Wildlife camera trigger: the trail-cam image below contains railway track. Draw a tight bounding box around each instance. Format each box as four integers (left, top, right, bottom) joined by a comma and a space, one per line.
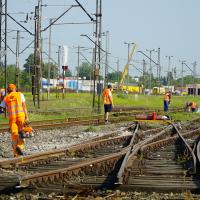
0, 123, 168, 193
66, 124, 200, 193
123, 124, 200, 192
0, 106, 183, 133
1, 116, 198, 196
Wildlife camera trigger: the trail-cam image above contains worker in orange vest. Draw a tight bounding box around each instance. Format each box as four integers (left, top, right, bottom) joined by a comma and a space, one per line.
186, 101, 198, 112
0, 84, 29, 157
163, 91, 171, 112
103, 84, 114, 124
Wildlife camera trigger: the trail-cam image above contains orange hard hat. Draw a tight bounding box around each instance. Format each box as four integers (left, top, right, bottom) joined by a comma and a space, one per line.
7, 84, 16, 90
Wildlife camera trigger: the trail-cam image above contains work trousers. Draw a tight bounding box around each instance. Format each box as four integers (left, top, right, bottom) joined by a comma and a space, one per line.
9, 116, 25, 157
164, 100, 169, 112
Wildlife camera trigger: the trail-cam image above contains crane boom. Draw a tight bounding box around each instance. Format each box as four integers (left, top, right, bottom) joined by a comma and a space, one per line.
119, 43, 136, 84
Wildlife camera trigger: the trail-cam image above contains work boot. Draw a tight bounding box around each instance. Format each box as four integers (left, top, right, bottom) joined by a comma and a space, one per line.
105, 121, 111, 125
15, 147, 24, 156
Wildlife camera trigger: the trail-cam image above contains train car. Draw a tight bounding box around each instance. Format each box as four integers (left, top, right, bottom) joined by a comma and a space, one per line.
152, 87, 165, 95
121, 85, 142, 93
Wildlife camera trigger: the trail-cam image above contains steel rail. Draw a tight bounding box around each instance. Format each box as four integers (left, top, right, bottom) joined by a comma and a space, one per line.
0, 106, 183, 128
0, 124, 137, 169
140, 127, 200, 155
18, 125, 170, 188
196, 138, 200, 165
19, 148, 128, 188
0, 114, 136, 133
118, 125, 173, 184
116, 123, 139, 184
172, 123, 197, 173
167, 124, 196, 175
0, 125, 169, 192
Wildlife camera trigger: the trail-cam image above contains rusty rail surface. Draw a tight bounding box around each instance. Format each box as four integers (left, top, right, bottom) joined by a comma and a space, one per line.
116, 125, 173, 184
3, 121, 198, 194
116, 123, 139, 184
196, 138, 200, 166
18, 126, 171, 188
0, 124, 137, 169
172, 123, 197, 174
0, 123, 168, 193
140, 127, 200, 154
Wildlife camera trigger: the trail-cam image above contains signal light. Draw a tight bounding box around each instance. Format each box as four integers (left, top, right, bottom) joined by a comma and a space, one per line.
62, 66, 68, 71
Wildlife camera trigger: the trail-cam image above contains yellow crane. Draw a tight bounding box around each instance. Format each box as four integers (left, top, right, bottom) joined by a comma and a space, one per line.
118, 43, 141, 93
119, 43, 137, 85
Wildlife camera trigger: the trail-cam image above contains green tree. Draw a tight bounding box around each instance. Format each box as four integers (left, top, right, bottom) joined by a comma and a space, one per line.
65, 70, 72, 77
78, 62, 91, 80
23, 53, 34, 73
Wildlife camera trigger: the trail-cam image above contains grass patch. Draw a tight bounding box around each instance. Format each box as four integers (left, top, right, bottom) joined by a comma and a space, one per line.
84, 125, 98, 132
1, 92, 200, 123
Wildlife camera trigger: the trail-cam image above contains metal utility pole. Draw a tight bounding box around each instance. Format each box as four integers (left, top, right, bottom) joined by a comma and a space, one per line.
33, 0, 42, 108
183, 61, 196, 96
47, 19, 52, 100
15, 30, 20, 89
97, 0, 102, 113
77, 46, 80, 93
56, 45, 61, 98
192, 61, 197, 84
157, 48, 161, 82
193, 62, 197, 96
0, 0, 7, 93
142, 59, 146, 90
116, 59, 119, 89
157, 48, 161, 93
57, 46, 61, 77
124, 42, 134, 85
165, 55, 173, 90
146, 49, 156, 90
93, 0, 102, 113
104, 31, 109, 87
180, 60, 186, 95
0, 0, 7, 118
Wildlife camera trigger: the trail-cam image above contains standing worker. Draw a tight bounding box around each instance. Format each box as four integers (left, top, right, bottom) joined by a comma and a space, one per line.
0, 84, 29, 157
103, 84, 114, 124
163, 91, 171, 112
0, 88, 5, 113
0, 88, 5, 101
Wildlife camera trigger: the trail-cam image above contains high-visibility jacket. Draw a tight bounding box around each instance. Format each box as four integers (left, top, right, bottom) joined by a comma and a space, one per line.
103, 88, 112, 105
164, 93, 170, 101
191, 102, 197, 109
4, 92, 25, 120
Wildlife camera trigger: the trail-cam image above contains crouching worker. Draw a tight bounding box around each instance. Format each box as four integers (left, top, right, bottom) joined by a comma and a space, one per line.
0, 84, 29, 157
186, 101, 198, 112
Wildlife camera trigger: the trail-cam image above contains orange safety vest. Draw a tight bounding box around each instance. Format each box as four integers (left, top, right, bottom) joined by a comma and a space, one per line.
4, 92, 25, 120
191, 102, 197, 109
164, 93, 170, 101
103, 88, 112, 105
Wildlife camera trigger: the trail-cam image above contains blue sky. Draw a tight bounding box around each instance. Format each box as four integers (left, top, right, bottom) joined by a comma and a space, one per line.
7, 0, 200, 79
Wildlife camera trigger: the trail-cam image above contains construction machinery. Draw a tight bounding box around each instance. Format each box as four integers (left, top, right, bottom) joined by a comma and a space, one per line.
117, 43, 142, 93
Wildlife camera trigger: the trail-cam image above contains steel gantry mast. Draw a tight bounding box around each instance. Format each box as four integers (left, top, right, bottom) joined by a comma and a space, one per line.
93, 0, 102, 113
33, 0, 42, 109
0, 0, 7, 96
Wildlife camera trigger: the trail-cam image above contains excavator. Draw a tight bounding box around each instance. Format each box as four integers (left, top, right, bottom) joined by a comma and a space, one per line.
116, 43, 142, 93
